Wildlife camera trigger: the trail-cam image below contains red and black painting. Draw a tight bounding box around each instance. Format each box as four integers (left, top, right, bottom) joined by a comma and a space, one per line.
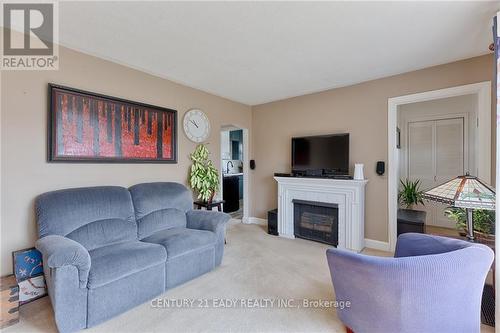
48, 84, 177, 163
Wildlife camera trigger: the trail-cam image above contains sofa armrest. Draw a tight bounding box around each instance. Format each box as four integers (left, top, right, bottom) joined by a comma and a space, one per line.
186, 210, 230, 233
186, 210, 230, 266
36, 235, 91, 288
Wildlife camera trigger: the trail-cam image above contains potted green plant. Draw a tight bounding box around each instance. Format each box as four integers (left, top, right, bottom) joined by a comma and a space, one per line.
444, 207, 495, 245
398, 179, 425, 209
189, 144, 220, 203
443, 207, 467, 236
397, 179, 427, 234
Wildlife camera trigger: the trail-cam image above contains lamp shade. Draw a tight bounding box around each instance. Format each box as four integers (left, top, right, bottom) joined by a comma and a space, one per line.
423, 174, 495, 210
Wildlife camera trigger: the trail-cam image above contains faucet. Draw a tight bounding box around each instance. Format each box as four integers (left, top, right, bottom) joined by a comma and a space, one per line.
226, 161, 234, 174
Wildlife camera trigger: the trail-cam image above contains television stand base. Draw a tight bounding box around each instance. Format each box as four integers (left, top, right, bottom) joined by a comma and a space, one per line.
325, 175, 353, 180
274, 173, 353, 180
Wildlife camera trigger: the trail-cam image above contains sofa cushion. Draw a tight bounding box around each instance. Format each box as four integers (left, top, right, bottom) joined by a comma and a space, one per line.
66, 218, 138, 251
87, 241, 166, 289
129, 182, 193, 238
142, 228, 216, 259
87, 264, 165, 327
137, 208, 187, 240
35, 186, 137, 250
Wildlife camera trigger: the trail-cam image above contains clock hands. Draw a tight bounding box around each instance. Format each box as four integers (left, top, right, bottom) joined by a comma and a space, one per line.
190, 120, 199, 128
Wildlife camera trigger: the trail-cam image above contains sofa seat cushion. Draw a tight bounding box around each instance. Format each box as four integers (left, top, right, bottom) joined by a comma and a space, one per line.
142, 228, 216, 259
87, 241, 167, 289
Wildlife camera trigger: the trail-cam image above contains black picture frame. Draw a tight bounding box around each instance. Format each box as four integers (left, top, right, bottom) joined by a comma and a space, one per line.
48, 84, 178, 163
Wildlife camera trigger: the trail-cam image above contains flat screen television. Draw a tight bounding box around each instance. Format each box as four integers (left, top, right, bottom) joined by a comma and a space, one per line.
291, 134, 349, 176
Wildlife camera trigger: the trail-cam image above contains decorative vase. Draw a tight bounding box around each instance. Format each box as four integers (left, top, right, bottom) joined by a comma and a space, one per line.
354, 163, 364, 180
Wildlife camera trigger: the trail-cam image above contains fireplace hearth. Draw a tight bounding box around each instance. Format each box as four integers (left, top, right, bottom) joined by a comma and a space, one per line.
293, 199, 338, 246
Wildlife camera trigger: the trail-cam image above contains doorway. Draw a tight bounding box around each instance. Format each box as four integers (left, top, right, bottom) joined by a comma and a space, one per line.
388, 82, 491, 251
220, 125, 249, 222
405, 116, 468, 226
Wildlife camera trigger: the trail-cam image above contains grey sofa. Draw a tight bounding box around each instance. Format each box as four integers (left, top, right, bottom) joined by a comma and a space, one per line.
35, 182, 230, 333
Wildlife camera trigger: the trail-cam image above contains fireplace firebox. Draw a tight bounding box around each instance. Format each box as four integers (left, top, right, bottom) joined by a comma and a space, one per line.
293, 199, 338, 246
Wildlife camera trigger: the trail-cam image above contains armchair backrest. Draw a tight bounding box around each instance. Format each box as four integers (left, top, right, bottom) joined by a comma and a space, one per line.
326, 233, 494, 333
129, 182, 193, 239
394, 232, 470, 257
35, 186, 136, 250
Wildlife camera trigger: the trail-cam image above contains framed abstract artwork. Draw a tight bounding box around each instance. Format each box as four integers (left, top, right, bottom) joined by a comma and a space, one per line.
12, 248, 43, 281
48, 84, 177, 163
18, 276, 47, 305
12, 247, 47, 305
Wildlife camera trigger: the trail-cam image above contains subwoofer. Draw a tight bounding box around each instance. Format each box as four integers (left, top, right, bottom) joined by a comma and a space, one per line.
267, 209, 278, 236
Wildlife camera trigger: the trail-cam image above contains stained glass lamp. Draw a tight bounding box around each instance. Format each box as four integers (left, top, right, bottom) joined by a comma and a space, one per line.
423, 173, 495, 241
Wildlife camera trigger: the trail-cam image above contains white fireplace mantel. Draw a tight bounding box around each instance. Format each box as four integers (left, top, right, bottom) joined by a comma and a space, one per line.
274, 176, 368, 252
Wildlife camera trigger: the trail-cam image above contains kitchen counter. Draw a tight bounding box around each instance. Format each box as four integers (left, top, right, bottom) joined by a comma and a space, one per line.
223, 173, 243, 177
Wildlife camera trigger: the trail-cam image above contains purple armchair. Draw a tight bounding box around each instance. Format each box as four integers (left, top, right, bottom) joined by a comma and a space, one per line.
326, 233, 494, 333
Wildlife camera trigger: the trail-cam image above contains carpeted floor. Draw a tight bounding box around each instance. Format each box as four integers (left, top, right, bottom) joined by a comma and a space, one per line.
4, 220, 495, 333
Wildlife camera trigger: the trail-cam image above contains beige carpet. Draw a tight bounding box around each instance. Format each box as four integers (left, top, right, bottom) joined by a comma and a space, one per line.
4, 220, 494, 333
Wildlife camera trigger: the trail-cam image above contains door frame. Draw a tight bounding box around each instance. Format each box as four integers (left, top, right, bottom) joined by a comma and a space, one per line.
219, 125, 250, 223
387, 81, 491, 251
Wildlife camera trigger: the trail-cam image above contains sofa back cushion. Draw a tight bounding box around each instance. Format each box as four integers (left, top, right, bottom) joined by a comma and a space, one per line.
36, 186, 136, 250
129, 182, 192, 239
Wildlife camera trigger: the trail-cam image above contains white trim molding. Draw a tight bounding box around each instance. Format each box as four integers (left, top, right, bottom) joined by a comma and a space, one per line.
247, 217, 267, 225
274, 176, 368, 252
388, 81, 491, 252
495, 12, 499, 329
364, 239, 390, 252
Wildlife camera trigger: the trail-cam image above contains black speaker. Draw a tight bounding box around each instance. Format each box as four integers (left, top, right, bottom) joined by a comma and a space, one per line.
376, 161, 385, 175
250, 160, 256, 170
267, 209, 278, 235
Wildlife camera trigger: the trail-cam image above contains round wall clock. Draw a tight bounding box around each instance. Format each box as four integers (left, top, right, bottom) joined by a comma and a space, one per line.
183, 109, 211, 143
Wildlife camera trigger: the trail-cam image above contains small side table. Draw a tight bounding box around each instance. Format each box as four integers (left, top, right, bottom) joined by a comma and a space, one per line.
194, 200, 224, 212
397, 208, 426, 236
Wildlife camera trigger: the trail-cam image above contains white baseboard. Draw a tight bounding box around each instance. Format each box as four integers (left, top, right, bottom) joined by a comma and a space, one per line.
364, 238, 390, 252
247, 217, 267, 225
279, 234, 295, 239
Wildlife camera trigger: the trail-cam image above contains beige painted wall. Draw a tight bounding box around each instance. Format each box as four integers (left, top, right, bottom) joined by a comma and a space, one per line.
0, 40, 494, 276
0, 46, 252, 276
251, 55, 494, 243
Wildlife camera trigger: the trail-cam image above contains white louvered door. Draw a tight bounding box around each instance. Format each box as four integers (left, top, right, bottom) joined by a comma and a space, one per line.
408, 118, 464, 228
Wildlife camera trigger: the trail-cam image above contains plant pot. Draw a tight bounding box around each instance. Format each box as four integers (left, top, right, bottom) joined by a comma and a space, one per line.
475, 231, 495, 247
397, 208, 426, 235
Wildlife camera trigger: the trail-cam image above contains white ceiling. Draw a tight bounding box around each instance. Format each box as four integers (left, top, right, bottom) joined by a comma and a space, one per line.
57, 1, 498, 106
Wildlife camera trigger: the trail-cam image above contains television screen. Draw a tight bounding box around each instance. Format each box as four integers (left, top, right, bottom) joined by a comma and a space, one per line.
291, 134, 349, 175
